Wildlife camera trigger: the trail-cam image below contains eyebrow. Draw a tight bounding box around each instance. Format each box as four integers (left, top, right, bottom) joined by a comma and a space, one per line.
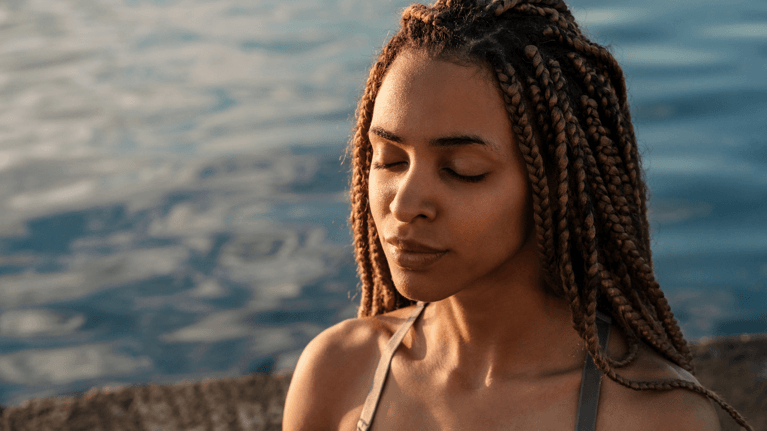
369, 126, 498, 151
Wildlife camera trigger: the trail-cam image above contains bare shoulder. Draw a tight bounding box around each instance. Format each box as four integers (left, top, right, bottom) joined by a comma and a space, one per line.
599, 336, 721, 431
282, 305, 417, 431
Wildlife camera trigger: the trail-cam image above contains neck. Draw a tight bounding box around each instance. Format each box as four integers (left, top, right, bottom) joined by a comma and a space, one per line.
421, 240, 586, 389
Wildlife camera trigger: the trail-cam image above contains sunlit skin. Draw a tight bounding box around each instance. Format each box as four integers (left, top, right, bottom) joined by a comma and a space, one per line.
282, 50, 720, 431
366, 49, 584, 387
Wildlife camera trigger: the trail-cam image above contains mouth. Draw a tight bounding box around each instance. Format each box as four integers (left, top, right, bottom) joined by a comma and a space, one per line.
385, 238, 447, 270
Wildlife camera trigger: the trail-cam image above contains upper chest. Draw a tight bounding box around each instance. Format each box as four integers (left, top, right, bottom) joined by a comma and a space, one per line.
344, 359, 587, 431
331, 310, 691, 431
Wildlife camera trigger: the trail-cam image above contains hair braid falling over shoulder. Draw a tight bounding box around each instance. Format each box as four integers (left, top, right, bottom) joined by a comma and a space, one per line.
347, 1, 752, 429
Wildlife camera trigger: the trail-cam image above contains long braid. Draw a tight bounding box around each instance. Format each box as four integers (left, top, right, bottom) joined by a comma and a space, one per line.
347, 0, 752, 429
571, 54, 644, 224
556, 54, 692, 366
495, 61, 566, 316
574, 86, 693, 368
552, 35, 651, 257
580, 95, 640, 243
547, 57, 683, 367
350, 39, 407, 317
573, 91, 674, 352
543, 27, 648, 254
536, 51, 581, 325
522, 45, 584, 316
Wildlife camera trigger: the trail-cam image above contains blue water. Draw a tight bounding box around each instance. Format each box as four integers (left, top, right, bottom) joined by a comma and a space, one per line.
0, 0, 765, 406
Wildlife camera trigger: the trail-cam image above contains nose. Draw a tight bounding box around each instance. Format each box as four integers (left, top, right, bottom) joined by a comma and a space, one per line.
389, 163, 437, 222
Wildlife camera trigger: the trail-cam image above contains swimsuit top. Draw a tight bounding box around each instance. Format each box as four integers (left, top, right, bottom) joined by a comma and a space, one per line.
357, 302, 612, 431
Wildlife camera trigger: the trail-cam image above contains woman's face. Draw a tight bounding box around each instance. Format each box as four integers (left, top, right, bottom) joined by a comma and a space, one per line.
368, 50, 536, 302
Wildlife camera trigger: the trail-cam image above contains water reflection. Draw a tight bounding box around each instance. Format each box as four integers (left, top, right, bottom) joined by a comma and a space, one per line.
0, 0, 765, 406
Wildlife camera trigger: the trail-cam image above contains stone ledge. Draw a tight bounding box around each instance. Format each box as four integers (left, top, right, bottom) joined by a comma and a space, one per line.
690, 334, 767, 431
0, 336, 764, 431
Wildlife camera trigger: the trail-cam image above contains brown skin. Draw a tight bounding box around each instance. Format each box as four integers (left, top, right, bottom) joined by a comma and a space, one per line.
283, 51, 720, 431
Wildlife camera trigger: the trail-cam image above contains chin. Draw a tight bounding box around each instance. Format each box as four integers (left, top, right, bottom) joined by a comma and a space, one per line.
393, 273, 459, 304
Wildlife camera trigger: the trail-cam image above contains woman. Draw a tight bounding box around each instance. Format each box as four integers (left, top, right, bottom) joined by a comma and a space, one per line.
283, 0, 752, 430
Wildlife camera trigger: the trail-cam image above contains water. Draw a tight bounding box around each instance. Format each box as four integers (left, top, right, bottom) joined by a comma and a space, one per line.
0, 0, 765, 406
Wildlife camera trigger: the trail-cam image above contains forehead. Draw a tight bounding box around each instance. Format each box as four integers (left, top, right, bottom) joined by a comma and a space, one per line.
370, 50, 513, 152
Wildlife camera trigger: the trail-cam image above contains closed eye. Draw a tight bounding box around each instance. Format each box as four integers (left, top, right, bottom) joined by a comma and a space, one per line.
444, 169, 487, 183
372, 161, 405, 170
372, 162, 487, 183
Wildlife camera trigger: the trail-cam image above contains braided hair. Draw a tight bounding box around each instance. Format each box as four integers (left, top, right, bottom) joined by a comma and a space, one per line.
347, 1, 751, 429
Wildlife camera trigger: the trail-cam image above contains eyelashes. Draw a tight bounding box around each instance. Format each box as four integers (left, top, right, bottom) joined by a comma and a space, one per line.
372, 162, 488, 183
447, 169, 487, 183
371, 161, 403, 171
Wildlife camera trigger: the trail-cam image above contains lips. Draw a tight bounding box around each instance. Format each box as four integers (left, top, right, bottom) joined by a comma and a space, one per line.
385, 238, 447, 270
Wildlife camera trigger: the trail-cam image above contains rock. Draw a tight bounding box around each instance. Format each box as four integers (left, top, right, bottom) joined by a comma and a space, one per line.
691, 335, 767, 431
0, 374, 291, 431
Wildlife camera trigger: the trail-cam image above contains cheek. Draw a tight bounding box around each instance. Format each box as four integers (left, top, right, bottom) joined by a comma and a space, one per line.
368, 171, 390, 223
457, 186, 530, 246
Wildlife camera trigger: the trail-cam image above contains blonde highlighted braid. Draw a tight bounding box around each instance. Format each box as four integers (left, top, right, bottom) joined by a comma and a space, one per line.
347, 1, 752, 429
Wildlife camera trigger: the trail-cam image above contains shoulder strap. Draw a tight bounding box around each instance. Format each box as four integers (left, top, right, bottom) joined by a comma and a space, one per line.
357, 301, 427, 431
574, 310, 612, 431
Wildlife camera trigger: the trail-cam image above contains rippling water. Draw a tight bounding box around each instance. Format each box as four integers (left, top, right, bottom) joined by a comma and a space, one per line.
0, 0, 765, 405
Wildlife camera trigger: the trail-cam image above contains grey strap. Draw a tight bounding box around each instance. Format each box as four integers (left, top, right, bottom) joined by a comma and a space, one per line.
357, 302, 427, 431
575, 311, 612, 431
